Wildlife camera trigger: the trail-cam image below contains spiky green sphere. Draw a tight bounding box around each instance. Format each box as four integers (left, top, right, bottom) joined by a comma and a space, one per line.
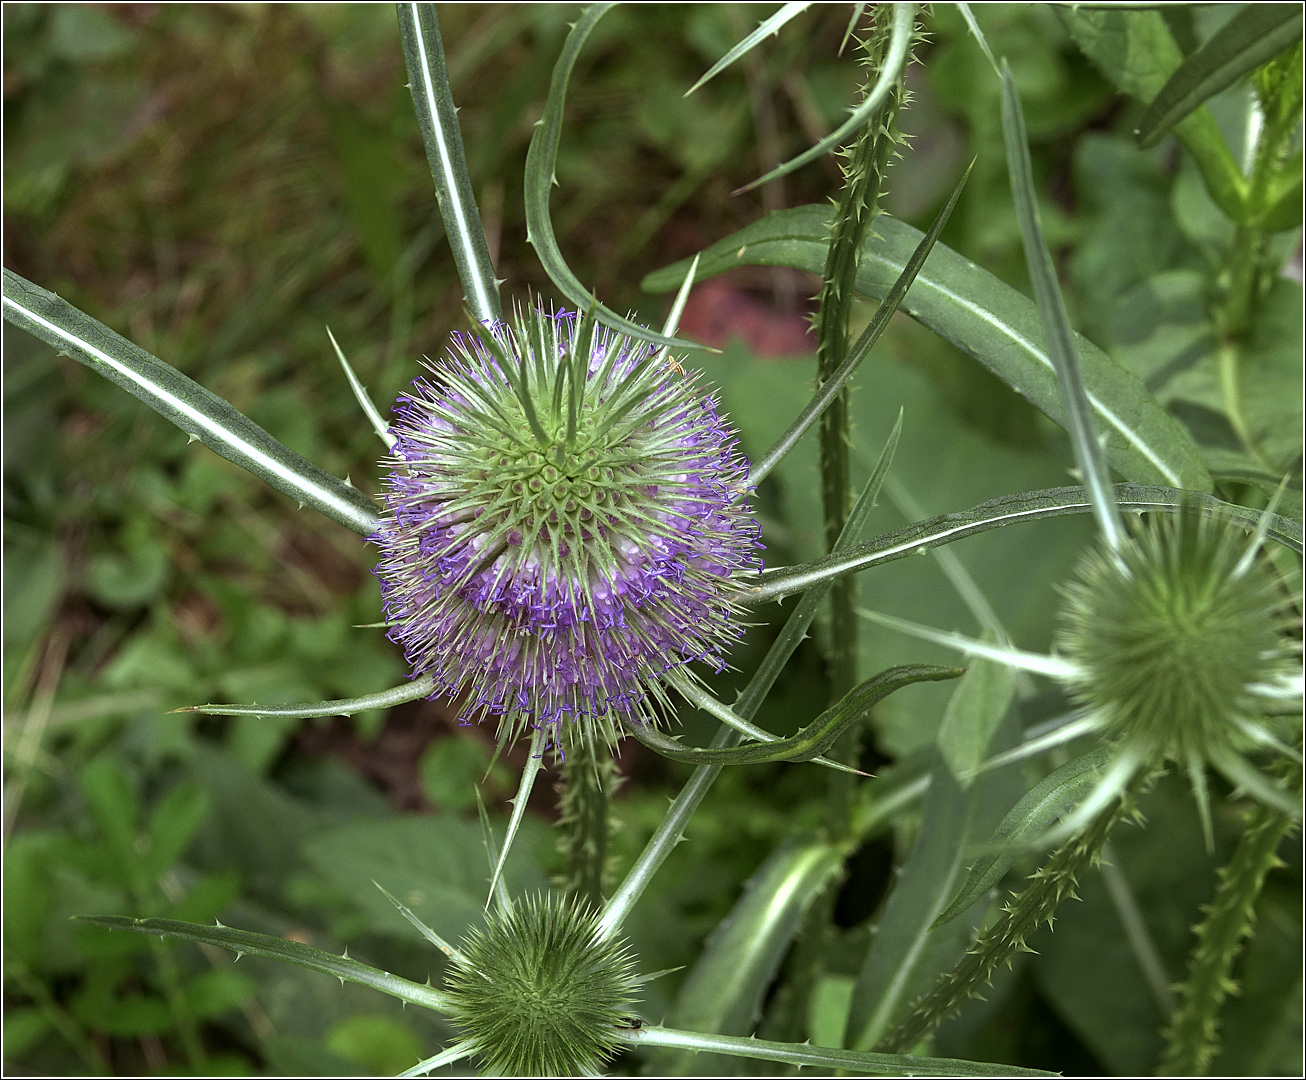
442, 894, 640, 1077
1057, 507, 1298, 764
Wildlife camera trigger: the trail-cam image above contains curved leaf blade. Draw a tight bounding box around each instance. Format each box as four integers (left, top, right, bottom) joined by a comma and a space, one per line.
642, 207, 1211, 490
737, 2, 916, 194
1002, 62, 1124, 552
934, 745, 1114, 927
749, 484, 1303, 603
685, 2, 811, 96
396, 2, 502, 323
1137, 6, 1304, 149
524, 3, 698, 351
79, 916, 451, 1011
627, 1025, 1054, 1076
3, 270, 381, 536
174, 676, 435, 719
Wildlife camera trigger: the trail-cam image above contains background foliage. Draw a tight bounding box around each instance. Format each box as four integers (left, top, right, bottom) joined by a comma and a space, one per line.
3, 3, 1300, 1075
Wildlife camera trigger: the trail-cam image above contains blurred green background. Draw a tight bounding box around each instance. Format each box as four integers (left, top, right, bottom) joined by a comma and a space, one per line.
4, 4, 1299, 1075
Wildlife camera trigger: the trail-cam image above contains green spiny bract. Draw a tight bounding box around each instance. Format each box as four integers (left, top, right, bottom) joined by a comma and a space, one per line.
1056, 505, 1300, 768
442, 893, 640, 1077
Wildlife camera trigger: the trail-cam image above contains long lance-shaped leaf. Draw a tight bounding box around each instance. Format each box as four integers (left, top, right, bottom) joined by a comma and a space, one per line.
750, 161, 970, 487
622, 1024, 1055, 1077
396, 2, 501, 324
748, 483, 1304, 603
174, 676, 436, 719
653, 840, 845, 1074
79, 916, 451, 1011
1136, 6, 1304, 149
642, 206, 1212, 491
598, 417, 902, 938
737, 2, 916, 194
3, 270, 381, 536
1002, 61, 1124, 555
933, 745, 1114, 928
685, 2, 811, 96
524, 3, 698, 351
628, 665, 961, 766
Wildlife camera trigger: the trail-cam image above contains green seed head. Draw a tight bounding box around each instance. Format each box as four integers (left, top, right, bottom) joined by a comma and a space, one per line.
1057, 506, 1299, 765
442, 894, 640, 1077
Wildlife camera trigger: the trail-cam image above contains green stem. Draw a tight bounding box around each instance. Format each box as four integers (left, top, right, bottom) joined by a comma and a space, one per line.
1159, 757, 1302, 1076
557, 738, 618, 909
814, 5, 908, 828
876, 772, 1147, 1054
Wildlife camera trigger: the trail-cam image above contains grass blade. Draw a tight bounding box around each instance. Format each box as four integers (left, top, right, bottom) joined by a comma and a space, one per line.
396, 2, 501, 324
736, 2, 914, 194
79, 916, 451, 1011
1001, 61, 1123, 554
3, 269, 381, 536
685, 3, 811, 96
524, 3, 699, 351
1137, 6, 1304, 149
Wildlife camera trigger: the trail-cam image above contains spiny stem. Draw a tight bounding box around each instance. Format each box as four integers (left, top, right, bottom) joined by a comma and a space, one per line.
1159, 755, 1302, 1076
876, 771, 1150, 1054
557, 737, 619, 909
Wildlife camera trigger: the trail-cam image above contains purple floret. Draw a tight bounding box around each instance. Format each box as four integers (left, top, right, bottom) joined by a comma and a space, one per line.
372, 308, 763, 746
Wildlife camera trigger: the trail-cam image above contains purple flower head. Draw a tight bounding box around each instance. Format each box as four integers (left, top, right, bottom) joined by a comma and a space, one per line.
373, 305, 763, 748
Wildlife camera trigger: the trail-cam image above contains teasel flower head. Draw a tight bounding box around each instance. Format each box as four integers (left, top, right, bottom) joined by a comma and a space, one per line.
1055, 502, 1302, 832
442, 893, 640, 1077
373, 305, 762, 749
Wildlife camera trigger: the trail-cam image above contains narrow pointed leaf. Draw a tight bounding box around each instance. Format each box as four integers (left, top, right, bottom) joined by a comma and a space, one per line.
686, 3, 811, 96
748, 483, 1303, 603
396, 2, 501, 323
3, 270, 381, 536
631, 665, 961, 767
750, 162, 970, 487
1136, 6, 1304, 148
524, 2, 698, 351
654, 840, 844, 1074
174, 676, 435, 719
737, 2, 915, 194
327, 327, 396, 450
642, 207, 1211, 490
625, 1024, 1055, 1076
78, 916, 450, 1011
934, 745, 1114, 927
1002, 61, 1123, 553
957, 3, 999, 76
488, 726, 546, 905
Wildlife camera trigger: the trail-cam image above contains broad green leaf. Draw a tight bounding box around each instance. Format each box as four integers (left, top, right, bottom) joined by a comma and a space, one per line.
523, 3, 697, 351
655, 840, 845, 1074
685, 2, 811, 96
78, 916, 451, 1011
937, 658, 1015, 787
627, 1023, 1055, 1077
1002, 61, 1124, 553
396, 3, 501, 323
2, 270, 381, 536
749, 483, 1303, 603
643, 207, 1212, 491
1137, 7, 1304, 149
935, 745, 1114, 928
143, 783, 209, 879
176, 675, 435, 719
737, 2, 916, 194
846, 685, 1020, 1051
1060, 7, 1248, 222
78, 757, 139, 869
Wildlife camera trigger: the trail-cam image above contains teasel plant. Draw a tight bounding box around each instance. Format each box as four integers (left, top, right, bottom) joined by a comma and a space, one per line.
3, 3, 1300, 1077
